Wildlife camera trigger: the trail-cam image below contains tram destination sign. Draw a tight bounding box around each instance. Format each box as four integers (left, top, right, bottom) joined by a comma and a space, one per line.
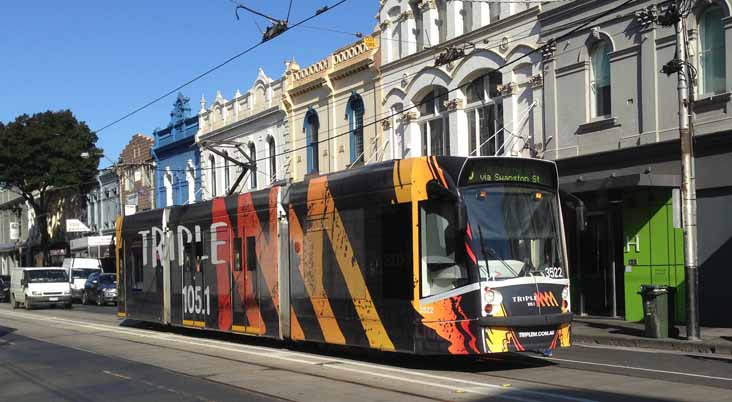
460, 158, 557, 188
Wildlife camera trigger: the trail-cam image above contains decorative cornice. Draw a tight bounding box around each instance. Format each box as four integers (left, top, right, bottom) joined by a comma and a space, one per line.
541, 42, 557, 61
398, 10, 414, 22
444, 98, 463, 111
635, 5, 657, 30
528, 74, 543, 89
497, 82, 517, 97
400, 111, 419, 123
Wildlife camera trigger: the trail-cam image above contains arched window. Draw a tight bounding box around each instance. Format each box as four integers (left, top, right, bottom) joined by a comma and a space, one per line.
417, 87, 450, 156
186, 162, 195, 204
249, 143, 257, 189
437, 0, 447, 43
699, 5, 726, 94
346, 92, 365, 164
209, 155, 217, 197
223, 151, 230, 192
465, 71, 504, 156
304, 108, 320, 174
268, 137, 277, 183
590, 40, 612, 117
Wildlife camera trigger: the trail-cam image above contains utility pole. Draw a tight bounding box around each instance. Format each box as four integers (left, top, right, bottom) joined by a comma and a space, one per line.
674, 3, 700, 341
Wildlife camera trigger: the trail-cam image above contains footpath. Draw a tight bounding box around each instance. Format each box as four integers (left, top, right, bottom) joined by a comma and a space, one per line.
571, 317, 732, 356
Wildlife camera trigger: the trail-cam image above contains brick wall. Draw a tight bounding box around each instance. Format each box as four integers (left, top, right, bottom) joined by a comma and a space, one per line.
118, 134, 156, 212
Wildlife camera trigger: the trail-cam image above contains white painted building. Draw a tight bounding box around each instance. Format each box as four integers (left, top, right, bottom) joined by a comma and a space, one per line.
378, 0, 544, 160
197, 68, 289, 199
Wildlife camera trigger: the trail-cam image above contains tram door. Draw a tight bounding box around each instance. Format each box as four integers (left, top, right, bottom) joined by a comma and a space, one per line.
182, 239, 207, 327
232, 215, 262, 334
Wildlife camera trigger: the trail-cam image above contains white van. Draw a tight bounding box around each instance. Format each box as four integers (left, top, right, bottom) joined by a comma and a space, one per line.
10, 267, 72, 310
61, 257, 103, 300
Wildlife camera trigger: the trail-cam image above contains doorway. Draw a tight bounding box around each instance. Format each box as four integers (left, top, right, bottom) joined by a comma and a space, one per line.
578, 212, 623, 317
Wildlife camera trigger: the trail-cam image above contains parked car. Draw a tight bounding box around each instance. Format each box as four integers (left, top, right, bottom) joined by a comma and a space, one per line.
0, 275, 10, 302
9, 267, 72, 310
61, 257, 103, 301
82, 272, 117, 306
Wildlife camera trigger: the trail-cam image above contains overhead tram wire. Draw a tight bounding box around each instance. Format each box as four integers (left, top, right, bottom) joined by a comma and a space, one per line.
163, 0, 639, 173
93, 0, 350, 135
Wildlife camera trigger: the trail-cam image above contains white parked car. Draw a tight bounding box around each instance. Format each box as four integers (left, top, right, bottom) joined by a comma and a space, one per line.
61, 257, 103, 301
10, 267, 72, 310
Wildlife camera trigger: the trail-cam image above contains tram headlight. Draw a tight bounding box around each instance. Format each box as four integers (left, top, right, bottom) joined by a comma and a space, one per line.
561, 286, 569, 301
483, 288, 503, 305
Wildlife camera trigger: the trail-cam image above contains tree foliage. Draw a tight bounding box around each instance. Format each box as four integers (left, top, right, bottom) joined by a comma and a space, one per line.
0, 110, 101, 264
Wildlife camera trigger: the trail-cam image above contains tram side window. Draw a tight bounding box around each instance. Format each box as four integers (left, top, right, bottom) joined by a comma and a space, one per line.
246, 236, 256, 271
420, 201, 468, 297
382, 203, 413, 300
129, 246, 143, 290
234, 237, 243, 272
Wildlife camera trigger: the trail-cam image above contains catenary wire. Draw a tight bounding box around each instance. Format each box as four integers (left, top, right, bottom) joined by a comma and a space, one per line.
156, 0, 639, 174
93, 0, 350, 134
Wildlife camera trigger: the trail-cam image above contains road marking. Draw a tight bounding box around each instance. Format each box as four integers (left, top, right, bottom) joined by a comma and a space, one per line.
542, 356, 732, 382
575, 343, 732, 360
0, 310, 596, 402
103, 370, 132, 380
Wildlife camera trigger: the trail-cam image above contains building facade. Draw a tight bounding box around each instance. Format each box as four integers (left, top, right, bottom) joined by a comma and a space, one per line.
152, 93, 201, 207
378, 0, 543, 162
118, 134, 156, 215
0, 189, 31, 274
198, 68, 288, 198
71, 168, 119, 272
539, 0, 732, 325
283, 36, 381, 181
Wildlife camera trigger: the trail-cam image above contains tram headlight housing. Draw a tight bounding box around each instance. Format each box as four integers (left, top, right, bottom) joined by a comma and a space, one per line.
482, 287, 503, 316
561, 286, 570, 311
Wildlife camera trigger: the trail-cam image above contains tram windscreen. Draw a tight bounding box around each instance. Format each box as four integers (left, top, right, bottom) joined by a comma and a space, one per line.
463, 186, 565, 280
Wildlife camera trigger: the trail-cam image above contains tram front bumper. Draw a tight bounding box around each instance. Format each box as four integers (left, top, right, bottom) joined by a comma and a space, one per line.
480, 312, 573, 353
478, 312, 573, 328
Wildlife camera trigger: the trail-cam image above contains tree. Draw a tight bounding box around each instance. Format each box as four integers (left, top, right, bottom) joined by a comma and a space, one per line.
0, 110, 101, 265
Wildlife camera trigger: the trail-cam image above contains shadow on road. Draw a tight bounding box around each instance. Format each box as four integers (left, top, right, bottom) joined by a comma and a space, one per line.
483, 386, 684, 402
120, 319, 555, 373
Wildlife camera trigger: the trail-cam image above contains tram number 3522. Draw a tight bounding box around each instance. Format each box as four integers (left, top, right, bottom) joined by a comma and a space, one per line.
183, 285, 211, 315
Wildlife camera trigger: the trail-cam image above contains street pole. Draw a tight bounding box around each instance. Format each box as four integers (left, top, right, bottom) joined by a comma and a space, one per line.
675, 8, 700, 341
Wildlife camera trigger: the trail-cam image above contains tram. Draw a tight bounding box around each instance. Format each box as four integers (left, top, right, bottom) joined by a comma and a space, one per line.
116, 156, 572, 354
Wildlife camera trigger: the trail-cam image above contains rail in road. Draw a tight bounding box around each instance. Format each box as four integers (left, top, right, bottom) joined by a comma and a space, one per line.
0, 305, 730, 402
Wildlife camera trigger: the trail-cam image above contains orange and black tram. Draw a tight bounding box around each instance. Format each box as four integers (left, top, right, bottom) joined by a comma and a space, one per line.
116, 156, 572, 355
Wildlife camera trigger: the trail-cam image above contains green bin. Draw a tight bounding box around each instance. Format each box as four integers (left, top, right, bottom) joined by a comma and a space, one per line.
639, 285, 669, 338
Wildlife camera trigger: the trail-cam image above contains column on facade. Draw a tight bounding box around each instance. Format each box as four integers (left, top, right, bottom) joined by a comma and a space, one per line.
499, 71, 517, 156
447, 94, 468, 156
186, 160, 195, 204
529, 72, 544, 156
446, 0, 464, 40
472, 1, 489, 29
420, 1, 439, 47
541, 45, 558, 159
400, 10, 417, 56
638, 9, 659, 142
402, 111, 421, 158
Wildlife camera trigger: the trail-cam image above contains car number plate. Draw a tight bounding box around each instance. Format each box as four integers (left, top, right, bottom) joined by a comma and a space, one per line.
49, 297, 58, 301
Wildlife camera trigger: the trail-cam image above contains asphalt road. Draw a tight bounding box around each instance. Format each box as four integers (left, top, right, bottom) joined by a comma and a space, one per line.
0, 303, 730, 402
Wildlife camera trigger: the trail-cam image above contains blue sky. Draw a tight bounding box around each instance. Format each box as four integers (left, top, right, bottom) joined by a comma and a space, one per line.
0, 0, 378, 167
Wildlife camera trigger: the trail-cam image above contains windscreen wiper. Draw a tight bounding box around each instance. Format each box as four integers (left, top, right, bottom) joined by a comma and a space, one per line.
477, 227, 519, 278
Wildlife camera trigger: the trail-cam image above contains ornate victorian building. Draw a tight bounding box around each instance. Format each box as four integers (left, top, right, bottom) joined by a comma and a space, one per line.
378, 0, 543, 160
283, 35, 381, 181
152, 93, 201, 207
197, 68, 288, 199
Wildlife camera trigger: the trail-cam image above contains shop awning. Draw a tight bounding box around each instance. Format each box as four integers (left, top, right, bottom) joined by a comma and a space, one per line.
560, 173, 680, 194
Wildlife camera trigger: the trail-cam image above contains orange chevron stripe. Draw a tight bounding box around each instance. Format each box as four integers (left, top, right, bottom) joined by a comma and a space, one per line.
289, 204, 346, 345
308, 177, 395, 351
290, 306, 305, 341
